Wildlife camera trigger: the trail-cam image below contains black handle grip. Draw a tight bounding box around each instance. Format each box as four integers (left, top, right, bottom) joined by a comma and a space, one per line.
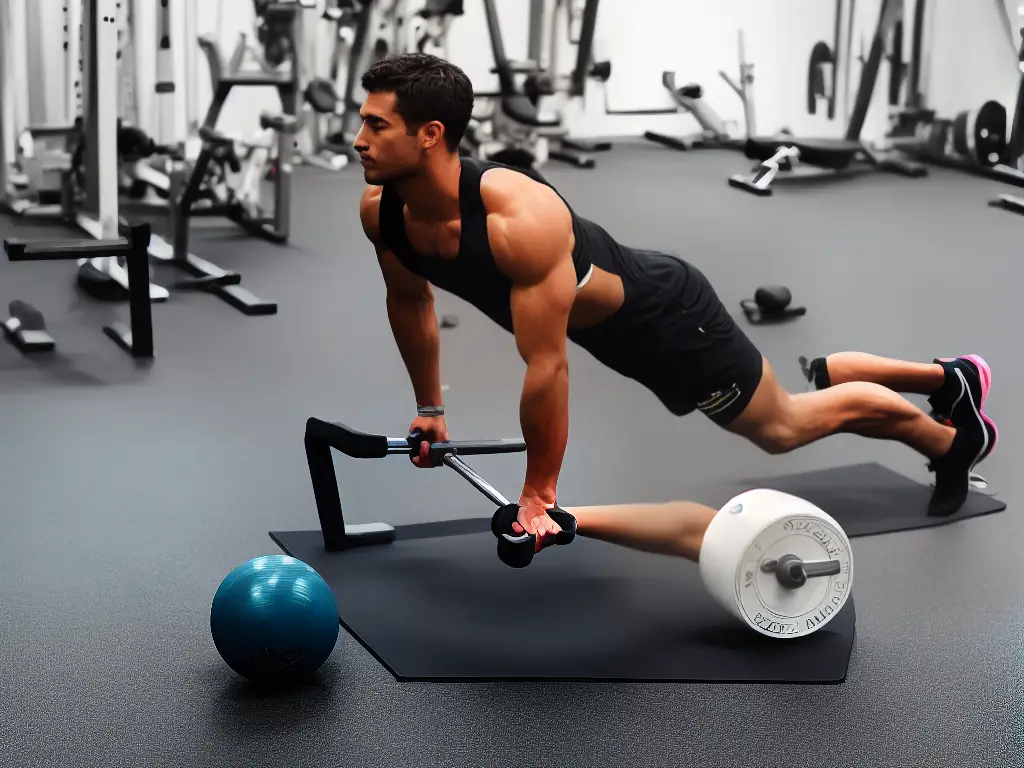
490, 504, 577, 568
406, 430, 526, 465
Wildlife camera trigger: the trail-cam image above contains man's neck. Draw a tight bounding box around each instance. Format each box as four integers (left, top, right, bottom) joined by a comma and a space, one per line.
394, 153, 463, 222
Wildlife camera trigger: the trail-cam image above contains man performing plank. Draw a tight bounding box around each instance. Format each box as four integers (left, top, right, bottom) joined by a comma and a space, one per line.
355, 53, 997, 555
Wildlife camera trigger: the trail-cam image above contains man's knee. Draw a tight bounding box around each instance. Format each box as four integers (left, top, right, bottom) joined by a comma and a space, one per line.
749, 420, 801, 454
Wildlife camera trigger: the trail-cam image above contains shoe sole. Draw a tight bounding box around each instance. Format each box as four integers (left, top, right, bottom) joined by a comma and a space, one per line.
939, 354, 997, 460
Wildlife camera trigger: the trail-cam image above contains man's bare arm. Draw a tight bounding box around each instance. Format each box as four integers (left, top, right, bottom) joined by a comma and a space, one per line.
485, 173, 578, 506
360, 187, 444, 409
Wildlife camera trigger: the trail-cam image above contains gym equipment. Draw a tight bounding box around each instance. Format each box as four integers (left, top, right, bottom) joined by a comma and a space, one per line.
700, 489, 851, 638
0, 0, 80, 220
644, 30, 757, 152
3, 1, 163, 356
116, 0, 193, 203
210, 554, 340, 685
989, 12, 1024, 213
740, 285, 806, 324
187, 19, 302, 242
491, 504, 578, 568
0, 0, 171, 304
730, 0, 927, 196
307, 0, 389, 161
294, 0, 376, 171
522, 0, 614, 162
953, 101, 1008, 167
806, 0, 843, 118
273, 522, 856, 683
271, 417, 858, 682
139, 7, 307, 317
894, 100, 1007, 169
302, 417, 529, 550
726, 462, 1005, 535
303, 418, 852, 626
300, 0, 464, 170
465, 0, 561, 169
888, 1, 1024, 196
5, 223, 156, 358
467, 0, 609, 170
699, 489, 852, 639
2, 300, 55, 353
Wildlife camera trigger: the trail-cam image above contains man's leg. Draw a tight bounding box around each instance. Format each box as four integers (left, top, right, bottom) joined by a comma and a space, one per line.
804, 353, 995, 445
804, 352, 945, 394
725, 357, 990, 515
563, 501, 717, 562
731, 358, 955, 457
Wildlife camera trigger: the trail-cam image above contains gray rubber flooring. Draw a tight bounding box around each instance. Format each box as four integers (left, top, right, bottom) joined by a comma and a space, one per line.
1, 143, 1021, 767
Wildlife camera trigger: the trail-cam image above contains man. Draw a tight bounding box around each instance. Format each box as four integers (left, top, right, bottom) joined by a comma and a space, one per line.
355, 53, 997, 558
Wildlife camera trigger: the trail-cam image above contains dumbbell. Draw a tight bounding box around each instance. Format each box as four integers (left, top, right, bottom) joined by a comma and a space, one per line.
3, 300, 55, 353
740, 285, 806, 324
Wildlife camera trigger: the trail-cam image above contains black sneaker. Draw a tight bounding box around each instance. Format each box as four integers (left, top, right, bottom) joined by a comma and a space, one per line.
927, 366, 992, 516
927, 356, 997, 464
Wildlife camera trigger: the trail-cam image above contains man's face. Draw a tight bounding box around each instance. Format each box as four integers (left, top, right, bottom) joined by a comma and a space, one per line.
353, 92, 435, 184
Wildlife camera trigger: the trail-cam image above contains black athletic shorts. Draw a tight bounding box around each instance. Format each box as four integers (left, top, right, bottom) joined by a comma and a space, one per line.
571, 249, 764, 426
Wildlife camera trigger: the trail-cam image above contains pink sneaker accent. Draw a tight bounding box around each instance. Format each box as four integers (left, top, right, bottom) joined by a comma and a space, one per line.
939, 355, 997, 457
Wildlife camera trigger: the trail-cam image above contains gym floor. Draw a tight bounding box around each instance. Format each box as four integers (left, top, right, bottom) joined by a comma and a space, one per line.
2, 143, 1021, 767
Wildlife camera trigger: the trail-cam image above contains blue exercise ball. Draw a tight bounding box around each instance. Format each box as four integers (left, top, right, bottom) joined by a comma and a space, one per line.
210, 554, 340, 684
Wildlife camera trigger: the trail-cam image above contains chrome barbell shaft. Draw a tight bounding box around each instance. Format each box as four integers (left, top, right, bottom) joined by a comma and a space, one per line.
442, 454, 511, 507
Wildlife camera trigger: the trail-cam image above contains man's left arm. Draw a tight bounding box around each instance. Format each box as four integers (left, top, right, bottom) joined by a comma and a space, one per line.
488, 182, 578, 509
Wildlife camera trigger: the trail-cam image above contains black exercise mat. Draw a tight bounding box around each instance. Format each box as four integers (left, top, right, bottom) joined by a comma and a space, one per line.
270, 524, 856, 683
728, 462, 1006, 538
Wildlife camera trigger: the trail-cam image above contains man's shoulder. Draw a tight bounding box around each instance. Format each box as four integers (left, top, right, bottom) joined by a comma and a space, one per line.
360, 184, 384, 210
480, 170, 573, 280
479, 167, 564, 222
359, 185, 384, 242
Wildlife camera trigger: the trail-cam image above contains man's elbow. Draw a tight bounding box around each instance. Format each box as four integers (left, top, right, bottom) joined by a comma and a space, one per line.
524, 350, 569, 380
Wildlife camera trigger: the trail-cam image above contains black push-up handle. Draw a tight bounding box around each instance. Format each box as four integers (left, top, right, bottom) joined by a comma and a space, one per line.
408, 428, 578, 566
490, 503, 578, 568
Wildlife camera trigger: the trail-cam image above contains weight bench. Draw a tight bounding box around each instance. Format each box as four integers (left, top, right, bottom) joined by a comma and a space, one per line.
729, 0, 926, 197
643, 70, 750, 152
729, 136, 926, 197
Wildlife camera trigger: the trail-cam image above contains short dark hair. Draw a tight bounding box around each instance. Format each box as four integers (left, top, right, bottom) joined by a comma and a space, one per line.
361, 53, 474, 153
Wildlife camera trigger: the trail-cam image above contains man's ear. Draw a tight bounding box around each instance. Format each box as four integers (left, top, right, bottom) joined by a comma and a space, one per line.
420, 121, 446, 150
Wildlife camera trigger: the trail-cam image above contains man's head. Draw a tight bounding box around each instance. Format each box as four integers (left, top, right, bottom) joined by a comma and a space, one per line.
354, 53, 474, 184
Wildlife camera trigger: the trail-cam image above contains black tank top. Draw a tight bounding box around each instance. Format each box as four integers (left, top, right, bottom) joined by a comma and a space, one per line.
378, 157, 638, 333
377, 157, 714, 415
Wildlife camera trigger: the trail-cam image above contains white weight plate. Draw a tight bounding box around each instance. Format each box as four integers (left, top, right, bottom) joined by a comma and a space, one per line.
737, 514, 852, 638
699, 489, 853, 640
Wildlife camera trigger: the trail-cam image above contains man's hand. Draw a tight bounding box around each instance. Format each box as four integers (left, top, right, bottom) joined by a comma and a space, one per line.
408, 415, 450, 467
513, 497, 564, 552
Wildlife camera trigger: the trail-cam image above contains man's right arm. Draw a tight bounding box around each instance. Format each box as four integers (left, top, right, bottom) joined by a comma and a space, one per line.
359, 187, 444, 409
